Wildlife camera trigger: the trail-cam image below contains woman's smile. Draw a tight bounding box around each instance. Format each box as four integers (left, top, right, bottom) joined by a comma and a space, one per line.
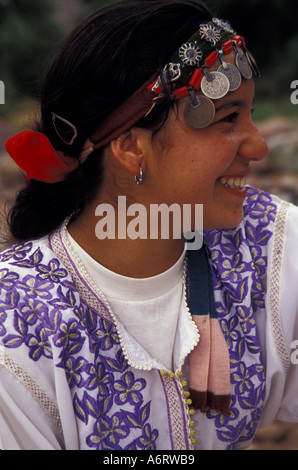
218, 175, 247, 191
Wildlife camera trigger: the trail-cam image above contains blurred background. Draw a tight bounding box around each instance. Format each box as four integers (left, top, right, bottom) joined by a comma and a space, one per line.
0, 0, 298, 450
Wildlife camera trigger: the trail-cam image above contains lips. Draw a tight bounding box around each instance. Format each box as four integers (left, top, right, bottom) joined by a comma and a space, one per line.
219, 175, 247, 190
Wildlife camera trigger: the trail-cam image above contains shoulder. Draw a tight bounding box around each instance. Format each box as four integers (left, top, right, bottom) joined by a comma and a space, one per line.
0, 235, 79, 346
0, 235, 71, 287
0, 233, 88, 381
1, 236, 55, 267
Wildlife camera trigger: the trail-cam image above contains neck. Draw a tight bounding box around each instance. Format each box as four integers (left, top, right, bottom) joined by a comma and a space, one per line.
68, 205, 186, 279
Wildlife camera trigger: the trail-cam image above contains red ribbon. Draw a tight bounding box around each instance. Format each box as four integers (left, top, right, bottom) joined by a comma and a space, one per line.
5, 131, 80, 183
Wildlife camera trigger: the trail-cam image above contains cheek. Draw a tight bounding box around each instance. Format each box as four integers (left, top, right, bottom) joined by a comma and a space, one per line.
156, 123, 237, 193
167, 149, 224, 201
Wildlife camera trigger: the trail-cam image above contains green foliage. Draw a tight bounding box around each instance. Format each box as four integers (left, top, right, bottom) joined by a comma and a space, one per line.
81, 0, 114, 10
0, 0, 63, 114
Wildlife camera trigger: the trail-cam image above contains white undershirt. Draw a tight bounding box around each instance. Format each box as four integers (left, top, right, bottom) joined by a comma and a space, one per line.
67, 233, 186, 370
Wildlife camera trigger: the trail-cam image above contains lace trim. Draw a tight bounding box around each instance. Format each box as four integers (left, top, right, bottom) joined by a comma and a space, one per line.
159, 371, 194, 450
269, 199, 291, 373
0, 348, 64, 440
50, 221, 114, 324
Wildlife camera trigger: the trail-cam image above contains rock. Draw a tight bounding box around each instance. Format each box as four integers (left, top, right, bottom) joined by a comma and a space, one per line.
257, 117, 298, 139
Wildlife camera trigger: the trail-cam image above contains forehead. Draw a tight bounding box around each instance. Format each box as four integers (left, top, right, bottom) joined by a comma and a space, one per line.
167, 67, 255, 133
213, 76, 255, 110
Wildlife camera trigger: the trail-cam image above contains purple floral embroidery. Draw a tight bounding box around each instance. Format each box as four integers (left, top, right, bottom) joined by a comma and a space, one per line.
3, 310, 28, 349
204, 187, 276, 449
11, 247, 43, 269
18, 274, 54, 300
220, 316, 241, 347
87, 412, 130, 450
0, 269, 19, 293
36, 259, 68, 283
0, 310, 7, 337
207, 395, 240, 428
100, 349, 129, 375
122, 401, 151, 429
249, 201, 276, 226
216, 417, 247, 447
0, 240, 156, 450
19, 298, 48, 325
49, 285, 77, 309
112, 372, 146, 406
63, 356, 89, 388
92, 319, 120, 352
236, 305, 255, 335
53, 320, 83, 350
231, 362, 254, 394
0, 242, 32, 263
25, 325, 53, 360
250, 245, 267, 279
135, 424, 159, 450
85, 362, 113, 394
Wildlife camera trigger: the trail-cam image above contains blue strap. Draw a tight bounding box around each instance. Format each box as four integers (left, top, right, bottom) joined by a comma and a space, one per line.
187, 245, 217, 318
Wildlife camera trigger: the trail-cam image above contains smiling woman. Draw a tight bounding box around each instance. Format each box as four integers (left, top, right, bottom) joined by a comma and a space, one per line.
1, 0, 298, 451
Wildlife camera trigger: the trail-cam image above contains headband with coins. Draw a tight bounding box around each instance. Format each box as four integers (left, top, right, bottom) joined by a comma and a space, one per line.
5, 18, 260, 183
89, 17, 259, 149
147, 18, 260, 130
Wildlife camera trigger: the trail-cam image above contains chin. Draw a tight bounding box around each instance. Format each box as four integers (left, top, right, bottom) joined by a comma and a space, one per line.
204, 209, 244, 231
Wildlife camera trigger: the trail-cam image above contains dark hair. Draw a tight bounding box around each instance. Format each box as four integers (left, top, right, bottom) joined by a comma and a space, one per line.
8, 0, 212, 242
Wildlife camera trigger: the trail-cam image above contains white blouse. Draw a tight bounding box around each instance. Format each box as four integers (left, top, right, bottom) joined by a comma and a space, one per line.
67, 233, 186, 372
1, 188, 298, 450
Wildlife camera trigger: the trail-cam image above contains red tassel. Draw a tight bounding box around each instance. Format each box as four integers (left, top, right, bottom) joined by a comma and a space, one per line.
5, 131, 80, 183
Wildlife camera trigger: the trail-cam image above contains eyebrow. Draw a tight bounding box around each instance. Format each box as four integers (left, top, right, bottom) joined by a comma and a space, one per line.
214, 99, 246, 114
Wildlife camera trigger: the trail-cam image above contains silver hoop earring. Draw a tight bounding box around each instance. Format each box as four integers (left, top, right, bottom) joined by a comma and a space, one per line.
134, 165, 143, 185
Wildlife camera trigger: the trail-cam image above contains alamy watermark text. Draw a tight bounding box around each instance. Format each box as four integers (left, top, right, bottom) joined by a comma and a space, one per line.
0, 80, 4, 104
94, 196, 203, 250
290, 80, 298, 104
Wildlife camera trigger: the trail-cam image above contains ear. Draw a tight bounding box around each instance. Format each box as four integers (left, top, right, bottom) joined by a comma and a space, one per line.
110, 129, 147, 177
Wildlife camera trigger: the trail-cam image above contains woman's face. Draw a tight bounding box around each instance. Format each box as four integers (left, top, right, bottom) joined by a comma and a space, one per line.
143, 70, 268, 231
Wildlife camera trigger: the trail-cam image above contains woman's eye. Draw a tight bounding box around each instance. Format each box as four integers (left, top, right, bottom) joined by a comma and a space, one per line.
219, 112, 239, 123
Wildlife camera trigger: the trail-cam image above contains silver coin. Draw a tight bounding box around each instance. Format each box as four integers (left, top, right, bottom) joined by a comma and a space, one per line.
217, 63, 242, 91
200, 71, 230, 100
246, 50, 261, 77
236, 52, 252, 80
184, 95, 215, 129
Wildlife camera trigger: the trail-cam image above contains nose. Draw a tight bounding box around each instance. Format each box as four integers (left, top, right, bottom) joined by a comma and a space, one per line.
238, 120, 268, 162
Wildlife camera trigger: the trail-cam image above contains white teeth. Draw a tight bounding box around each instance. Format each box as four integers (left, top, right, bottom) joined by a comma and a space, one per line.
219, 176, 246, 190
234, 177, 241, 187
